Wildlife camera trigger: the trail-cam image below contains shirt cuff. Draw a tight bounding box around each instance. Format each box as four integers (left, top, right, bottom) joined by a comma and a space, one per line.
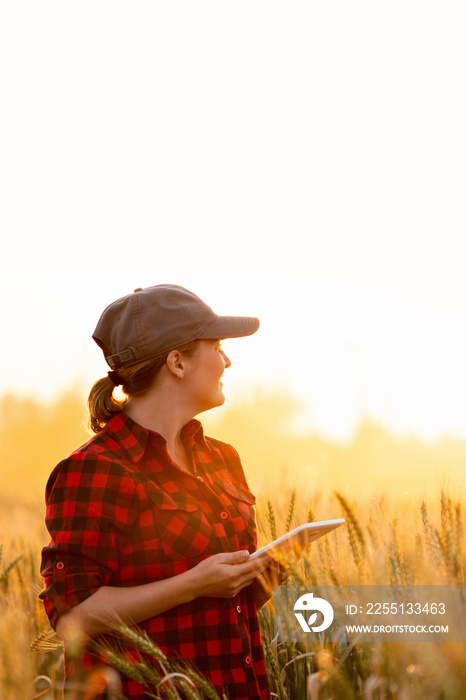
39, 562, 107, 630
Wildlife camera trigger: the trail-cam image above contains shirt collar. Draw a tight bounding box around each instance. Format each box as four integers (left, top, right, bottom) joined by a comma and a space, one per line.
180, 418, 208, 451
105, 412, 207, 463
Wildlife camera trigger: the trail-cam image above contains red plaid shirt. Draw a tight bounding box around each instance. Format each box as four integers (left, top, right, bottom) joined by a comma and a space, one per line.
40, 412, 271, 700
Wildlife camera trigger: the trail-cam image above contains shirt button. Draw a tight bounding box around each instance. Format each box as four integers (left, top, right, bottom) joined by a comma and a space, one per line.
245, 655, 252, 665
236, 605, 242, 614
220, 511, 229, 520
56, 562, 64, 570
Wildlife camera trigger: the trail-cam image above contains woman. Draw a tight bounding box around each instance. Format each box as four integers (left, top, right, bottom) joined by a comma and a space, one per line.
40, 284, 276, 700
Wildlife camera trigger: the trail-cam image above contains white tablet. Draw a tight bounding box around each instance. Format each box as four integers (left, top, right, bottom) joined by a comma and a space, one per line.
249, 518, 345, 560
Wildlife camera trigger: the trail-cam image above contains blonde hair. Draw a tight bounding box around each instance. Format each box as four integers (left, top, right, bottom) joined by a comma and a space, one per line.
87, 340, 199, 433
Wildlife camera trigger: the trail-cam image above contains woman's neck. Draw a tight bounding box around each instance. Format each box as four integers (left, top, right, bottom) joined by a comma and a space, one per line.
124, 391, 195, 473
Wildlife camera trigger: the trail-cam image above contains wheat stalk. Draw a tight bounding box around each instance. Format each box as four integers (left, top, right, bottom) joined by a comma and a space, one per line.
0, 553, 24, 586
285, 491, 296, 533
184, 670, 224, 700
420, 500, 443, 571
267, 499, 278, 541
30, 628, 62, 653
262, 633, 280, 686
136, 660, 161, 686
334, 492, 365, 572
118, 625, 168, 664
333, 492, 365, 549
388, 518, 403, 587
102, 650, 146, 685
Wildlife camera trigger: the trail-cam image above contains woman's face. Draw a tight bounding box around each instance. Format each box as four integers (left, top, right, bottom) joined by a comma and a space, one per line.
183, 339, 231, 413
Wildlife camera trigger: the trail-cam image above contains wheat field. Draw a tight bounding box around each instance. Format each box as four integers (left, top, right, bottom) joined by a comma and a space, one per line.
1, 390, 466, 698
1, 485, 465, 700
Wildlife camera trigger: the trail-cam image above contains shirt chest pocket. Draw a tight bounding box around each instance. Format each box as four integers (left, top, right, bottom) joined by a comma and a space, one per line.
212, 479, 258, 549
147, 489, 218, 561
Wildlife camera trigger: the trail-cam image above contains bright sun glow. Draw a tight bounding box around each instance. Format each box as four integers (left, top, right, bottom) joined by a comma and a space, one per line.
1, 1, 466, 443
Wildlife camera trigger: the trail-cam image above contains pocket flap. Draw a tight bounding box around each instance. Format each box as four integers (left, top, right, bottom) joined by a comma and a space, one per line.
145, 481, 198, 511
216, 478, 256, 505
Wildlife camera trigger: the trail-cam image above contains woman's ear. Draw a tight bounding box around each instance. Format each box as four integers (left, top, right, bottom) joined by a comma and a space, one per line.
166, 350, 185, 379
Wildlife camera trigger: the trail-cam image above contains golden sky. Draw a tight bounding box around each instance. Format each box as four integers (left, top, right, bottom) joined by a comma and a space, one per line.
1, 1, 466, 441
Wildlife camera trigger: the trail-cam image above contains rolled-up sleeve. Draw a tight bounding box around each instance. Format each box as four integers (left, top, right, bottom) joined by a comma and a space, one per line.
39, 451, 137, 630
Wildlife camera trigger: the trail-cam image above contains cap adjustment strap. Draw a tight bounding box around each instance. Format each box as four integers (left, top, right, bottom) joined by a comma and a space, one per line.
106, 347, 137, 368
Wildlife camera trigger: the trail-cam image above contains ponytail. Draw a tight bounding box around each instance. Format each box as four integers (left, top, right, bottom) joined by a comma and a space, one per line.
87, 376, 125, 433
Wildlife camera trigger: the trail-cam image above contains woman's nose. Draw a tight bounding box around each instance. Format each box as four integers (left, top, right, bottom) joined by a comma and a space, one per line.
222, 350, 231, 368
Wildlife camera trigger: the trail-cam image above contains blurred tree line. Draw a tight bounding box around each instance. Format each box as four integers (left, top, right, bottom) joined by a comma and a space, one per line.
1, 386, 465, 499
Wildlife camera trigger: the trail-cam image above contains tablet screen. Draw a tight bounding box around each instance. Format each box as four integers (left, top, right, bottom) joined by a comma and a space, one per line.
250, 518, 345, 560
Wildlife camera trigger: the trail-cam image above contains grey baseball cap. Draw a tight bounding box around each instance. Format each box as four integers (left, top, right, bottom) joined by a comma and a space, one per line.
93, 284, 260, 369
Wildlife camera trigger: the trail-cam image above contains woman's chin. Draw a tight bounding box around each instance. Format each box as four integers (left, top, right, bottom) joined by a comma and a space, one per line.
211, 392, 226, 409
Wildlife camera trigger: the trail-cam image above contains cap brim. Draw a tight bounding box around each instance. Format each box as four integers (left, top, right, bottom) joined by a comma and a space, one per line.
198, 315, 260, 340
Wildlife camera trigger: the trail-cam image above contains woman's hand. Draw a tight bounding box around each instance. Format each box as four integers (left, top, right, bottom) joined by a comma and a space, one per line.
188, 550, 272, 599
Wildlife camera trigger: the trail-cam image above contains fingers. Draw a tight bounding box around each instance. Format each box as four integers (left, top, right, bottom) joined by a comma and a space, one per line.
240, 554, 274, 573
194, 551, 277, 599
216, 550, 251, 565
217, 555, 274, 596
213, 551, 273, 575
